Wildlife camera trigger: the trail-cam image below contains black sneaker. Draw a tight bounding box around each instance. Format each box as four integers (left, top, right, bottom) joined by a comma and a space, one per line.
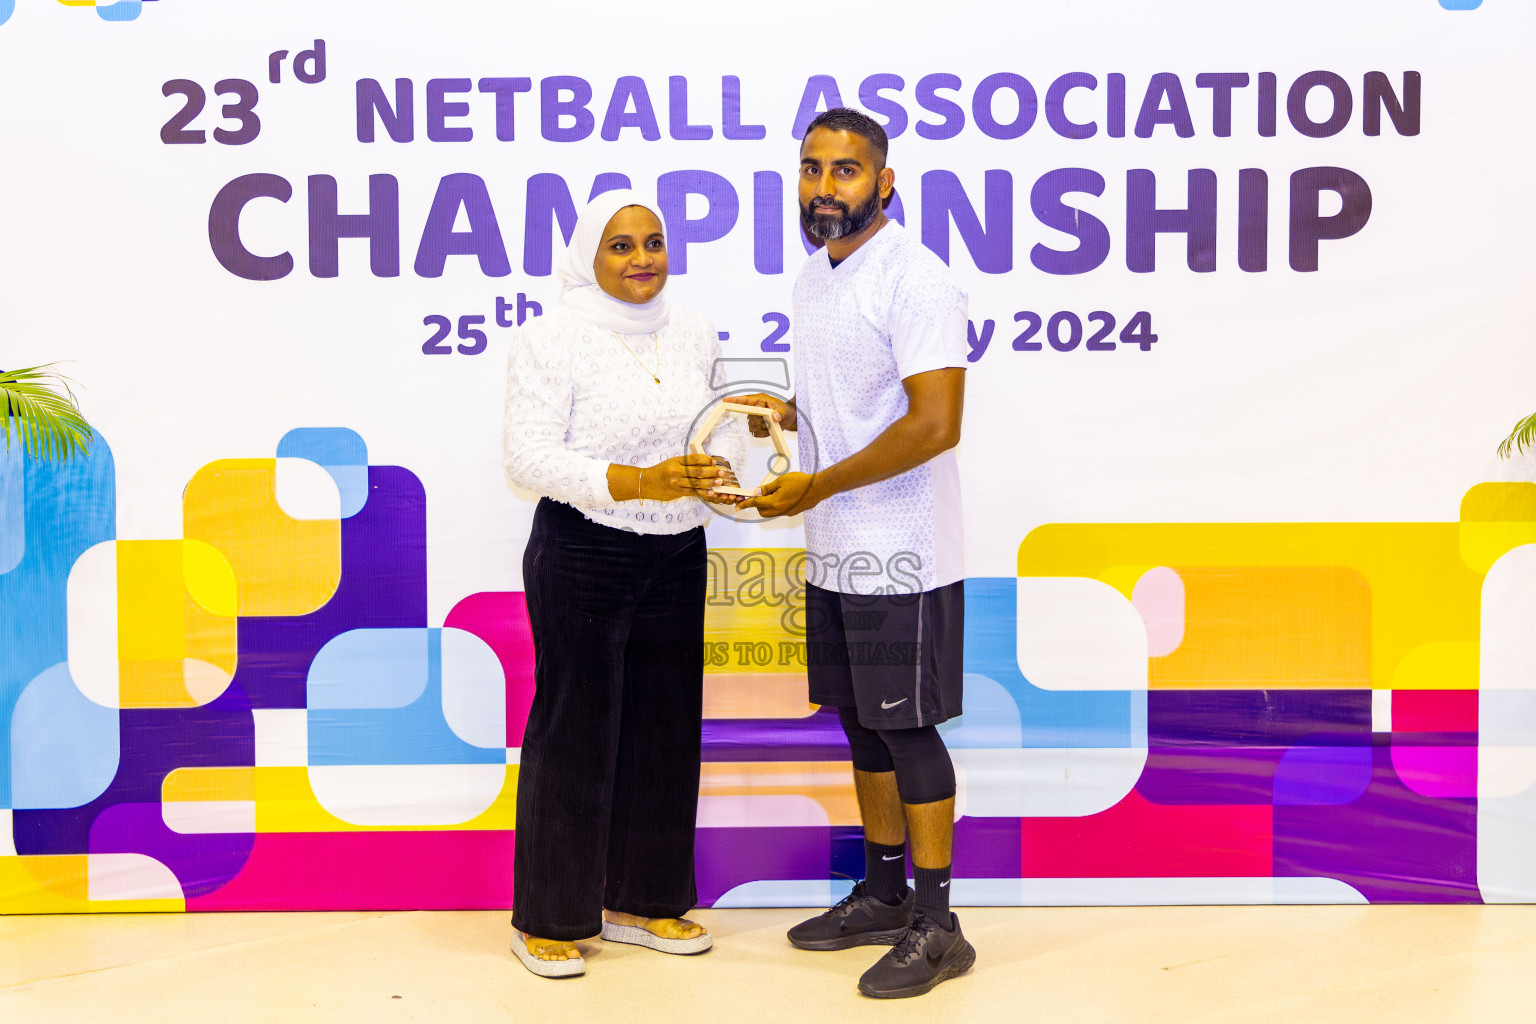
786, 881, 913, 951
857, 912, 976, 999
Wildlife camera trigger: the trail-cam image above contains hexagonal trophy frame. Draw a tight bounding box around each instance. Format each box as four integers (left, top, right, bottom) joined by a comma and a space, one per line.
688, 400, 792, 497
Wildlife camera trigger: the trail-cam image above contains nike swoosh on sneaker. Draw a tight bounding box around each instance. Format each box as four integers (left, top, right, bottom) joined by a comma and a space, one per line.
881, 697, 908, 709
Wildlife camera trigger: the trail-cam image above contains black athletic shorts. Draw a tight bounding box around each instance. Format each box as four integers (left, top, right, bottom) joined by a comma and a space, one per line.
804, 580, 965, 730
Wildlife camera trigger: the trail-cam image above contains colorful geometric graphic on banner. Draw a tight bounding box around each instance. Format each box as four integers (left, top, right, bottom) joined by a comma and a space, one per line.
49, 1, 157, 24
5, 429, 1534, 911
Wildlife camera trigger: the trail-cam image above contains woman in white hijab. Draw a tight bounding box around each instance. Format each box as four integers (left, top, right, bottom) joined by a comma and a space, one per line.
502, 191, 744, 978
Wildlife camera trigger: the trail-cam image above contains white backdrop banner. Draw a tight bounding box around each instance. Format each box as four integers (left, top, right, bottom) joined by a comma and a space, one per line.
3, 0, 1534, 911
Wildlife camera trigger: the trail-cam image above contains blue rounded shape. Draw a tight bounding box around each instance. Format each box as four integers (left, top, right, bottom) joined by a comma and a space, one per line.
0, 0, 14, 27
1273, 744, 1374, 806
10, 663, 121, 810
1439, 0, 1483, 9
96, 1, 143, 22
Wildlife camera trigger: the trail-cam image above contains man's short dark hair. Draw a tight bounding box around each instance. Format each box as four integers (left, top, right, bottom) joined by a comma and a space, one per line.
803, 107, 889, 169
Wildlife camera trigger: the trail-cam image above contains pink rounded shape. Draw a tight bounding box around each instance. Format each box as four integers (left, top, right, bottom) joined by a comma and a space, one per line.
1391, 745, 1478, 799
1131, 567, 1186, 658
443, 592, 536, 747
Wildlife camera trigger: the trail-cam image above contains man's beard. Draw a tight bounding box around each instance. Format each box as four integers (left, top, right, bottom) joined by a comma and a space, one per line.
800, 187, 882, 241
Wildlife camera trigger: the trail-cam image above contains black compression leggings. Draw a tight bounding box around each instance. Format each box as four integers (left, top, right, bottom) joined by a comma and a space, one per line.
837, 707, 957, 805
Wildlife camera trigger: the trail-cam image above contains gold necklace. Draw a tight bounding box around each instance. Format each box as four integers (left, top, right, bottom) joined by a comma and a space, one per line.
613, 331, 661, 385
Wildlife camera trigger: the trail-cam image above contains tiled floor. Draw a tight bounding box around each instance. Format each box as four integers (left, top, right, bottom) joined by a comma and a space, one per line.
5, 905, 1536, 1023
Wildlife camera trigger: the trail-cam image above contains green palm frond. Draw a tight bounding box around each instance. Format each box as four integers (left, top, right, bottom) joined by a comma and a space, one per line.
1498, 411, 1536, 460
1, 363, 93, 462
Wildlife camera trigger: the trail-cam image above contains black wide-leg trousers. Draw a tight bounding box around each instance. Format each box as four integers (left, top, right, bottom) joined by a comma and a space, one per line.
512, 498, 706, 941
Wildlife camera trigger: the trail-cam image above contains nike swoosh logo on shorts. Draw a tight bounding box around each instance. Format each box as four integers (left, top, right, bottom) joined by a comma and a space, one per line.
881, 698, 908, 709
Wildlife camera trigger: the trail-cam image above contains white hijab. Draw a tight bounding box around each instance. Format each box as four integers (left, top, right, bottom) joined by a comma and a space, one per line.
556, 190, 671, 334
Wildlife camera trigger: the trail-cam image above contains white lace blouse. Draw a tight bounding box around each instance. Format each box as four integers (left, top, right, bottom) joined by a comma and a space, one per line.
502, 307, 746, 534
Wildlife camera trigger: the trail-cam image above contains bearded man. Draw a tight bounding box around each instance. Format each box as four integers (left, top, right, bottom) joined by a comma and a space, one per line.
736, 106, 974, 999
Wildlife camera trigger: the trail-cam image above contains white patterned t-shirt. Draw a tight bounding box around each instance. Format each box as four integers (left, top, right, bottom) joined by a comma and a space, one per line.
792, 221, 968, 595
